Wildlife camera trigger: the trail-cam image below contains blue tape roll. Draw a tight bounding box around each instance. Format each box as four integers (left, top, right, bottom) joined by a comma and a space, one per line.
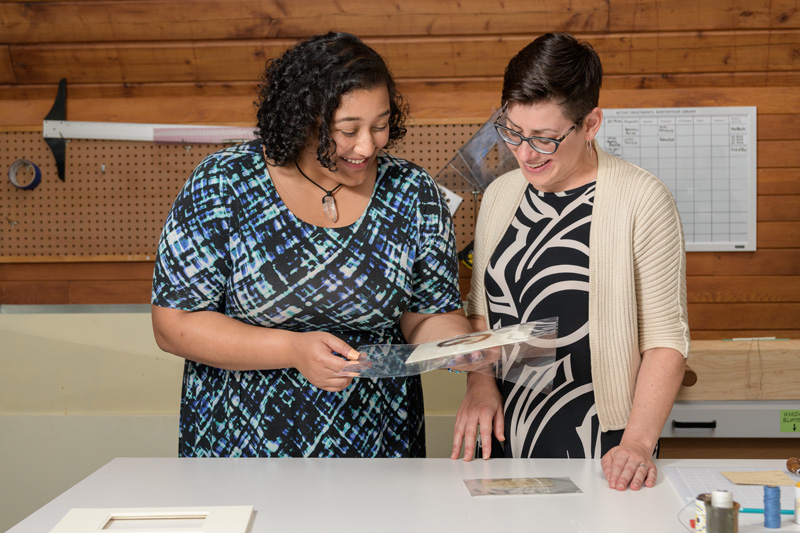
8, 159, 42, 190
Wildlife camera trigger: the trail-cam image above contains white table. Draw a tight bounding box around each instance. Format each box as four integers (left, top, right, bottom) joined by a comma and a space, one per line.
8, 458, 800, 532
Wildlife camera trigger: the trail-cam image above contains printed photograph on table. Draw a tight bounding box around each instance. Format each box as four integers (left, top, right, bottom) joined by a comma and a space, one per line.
463, 477, 582, 496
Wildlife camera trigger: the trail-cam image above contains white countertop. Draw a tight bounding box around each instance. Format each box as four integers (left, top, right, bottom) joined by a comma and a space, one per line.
9, 457, 800, 532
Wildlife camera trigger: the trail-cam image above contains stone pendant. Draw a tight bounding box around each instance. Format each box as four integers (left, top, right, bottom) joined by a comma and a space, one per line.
322, 194, 338, 223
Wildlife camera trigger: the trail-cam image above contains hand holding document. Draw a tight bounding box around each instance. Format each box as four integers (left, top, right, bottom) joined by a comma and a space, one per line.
339, 318, 558, 385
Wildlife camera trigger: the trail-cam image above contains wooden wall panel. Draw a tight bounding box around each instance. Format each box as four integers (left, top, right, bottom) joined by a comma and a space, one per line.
2, 84, 800, 131
0, 280, 69, 305
0, 262, 154, 304
600, 71, 800, 89
0, 279, 152, 305
756, 114, 800, 140
0, 45, 14, 84
692, 330, 799, 340
758, 169, 800, 195
597, 31, 800, 74
69, 280, 152, 304
0, 0, 798, 341
759, 141, 800, 167
0, 0, 608, 43
0, 262, 154, 281
4, 0, 799, 46
6, 69, 800, 104
2, 84, 800, 130
0, 95, 262, 130
689, 303, 800, 329
757, 222, 800, 248
608, 0, 800, 31
687, 276, 800, 302
757, 196, 800, 221
9, 32, 800, 85
597, 87, 800, 113
686, 250, 800, 276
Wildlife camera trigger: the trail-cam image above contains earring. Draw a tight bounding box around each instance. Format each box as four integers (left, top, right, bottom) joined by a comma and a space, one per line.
586, 140, 593, 154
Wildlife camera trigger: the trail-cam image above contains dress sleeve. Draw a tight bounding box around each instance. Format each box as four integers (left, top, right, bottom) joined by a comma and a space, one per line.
151, 153, 234, 312
406, 172, 463, 314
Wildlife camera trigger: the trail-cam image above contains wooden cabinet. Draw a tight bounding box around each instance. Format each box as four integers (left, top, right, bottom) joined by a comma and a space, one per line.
659, 340, 800, 460
659, 438, 798, 460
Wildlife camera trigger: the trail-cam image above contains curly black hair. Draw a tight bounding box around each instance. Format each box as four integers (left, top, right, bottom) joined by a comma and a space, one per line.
255, 32, 408, 171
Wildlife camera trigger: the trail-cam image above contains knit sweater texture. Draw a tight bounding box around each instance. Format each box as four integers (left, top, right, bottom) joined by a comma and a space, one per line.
467, 145, 691, 431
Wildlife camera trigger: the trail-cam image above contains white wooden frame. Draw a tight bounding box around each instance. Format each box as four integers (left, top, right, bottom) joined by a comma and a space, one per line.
49, 506, 253, 533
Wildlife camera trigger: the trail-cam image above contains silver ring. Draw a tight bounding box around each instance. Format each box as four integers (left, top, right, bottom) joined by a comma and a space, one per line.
639, 463, 648, 469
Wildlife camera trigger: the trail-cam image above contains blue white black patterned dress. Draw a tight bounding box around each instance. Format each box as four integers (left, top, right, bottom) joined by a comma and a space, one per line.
484, 181, 624, 458
152, 141, 462, 458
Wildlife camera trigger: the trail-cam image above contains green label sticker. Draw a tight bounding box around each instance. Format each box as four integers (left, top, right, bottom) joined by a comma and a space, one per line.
780, 410, 800, 433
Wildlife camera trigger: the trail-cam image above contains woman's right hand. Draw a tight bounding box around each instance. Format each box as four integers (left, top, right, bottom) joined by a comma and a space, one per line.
451, 372, 504, 461
292, 331, 359, 392
152, 306, 358, 391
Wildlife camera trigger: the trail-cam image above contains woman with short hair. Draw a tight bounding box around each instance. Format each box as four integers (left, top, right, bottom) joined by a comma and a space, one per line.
451, 33, 690, 491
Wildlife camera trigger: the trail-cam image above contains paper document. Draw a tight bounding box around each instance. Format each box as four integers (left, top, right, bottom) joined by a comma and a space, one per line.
404, 322, 551, 365
721, 470, 796, 486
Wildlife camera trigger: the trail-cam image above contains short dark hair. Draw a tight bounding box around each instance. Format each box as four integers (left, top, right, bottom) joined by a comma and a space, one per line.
501, 33, 602, 124
255, 32, 408, 170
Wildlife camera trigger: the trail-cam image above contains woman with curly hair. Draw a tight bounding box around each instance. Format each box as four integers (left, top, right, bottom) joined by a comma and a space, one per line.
151, 32, 471, 458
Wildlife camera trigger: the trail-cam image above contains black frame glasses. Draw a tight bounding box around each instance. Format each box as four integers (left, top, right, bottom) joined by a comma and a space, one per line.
494, 112, 578, 155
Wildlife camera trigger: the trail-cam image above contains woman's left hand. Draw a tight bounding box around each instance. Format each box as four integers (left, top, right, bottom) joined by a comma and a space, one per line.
600, 441, 657, 491
601, 347, 685, 491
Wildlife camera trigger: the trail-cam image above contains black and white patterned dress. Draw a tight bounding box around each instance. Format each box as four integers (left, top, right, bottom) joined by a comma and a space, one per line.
152, 141, 462, 458
484, 181, 624, 458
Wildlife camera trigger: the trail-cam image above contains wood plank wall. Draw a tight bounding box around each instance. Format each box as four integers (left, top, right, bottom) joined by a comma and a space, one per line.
1, 0, 799, 340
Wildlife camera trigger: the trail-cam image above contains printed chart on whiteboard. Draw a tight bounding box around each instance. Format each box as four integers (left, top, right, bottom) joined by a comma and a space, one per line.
595, 107, 757, 252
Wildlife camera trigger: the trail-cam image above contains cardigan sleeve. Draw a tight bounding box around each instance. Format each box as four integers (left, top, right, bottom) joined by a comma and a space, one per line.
632, 177, 691, 358
589, 148, 690, 431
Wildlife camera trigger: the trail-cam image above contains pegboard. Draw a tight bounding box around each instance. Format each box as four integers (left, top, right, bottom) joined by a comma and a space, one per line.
0, 124, 484, 261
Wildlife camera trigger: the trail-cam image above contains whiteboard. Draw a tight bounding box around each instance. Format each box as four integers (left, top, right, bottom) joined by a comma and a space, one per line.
596, 107, 757, 252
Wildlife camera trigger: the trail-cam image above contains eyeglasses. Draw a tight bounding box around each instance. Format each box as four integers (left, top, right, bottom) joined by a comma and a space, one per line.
494, 113, 577, 155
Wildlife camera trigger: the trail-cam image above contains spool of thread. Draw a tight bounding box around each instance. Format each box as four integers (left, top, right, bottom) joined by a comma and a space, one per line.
696, 493, 711, 533
712, 490, 733, 508
763, 485, 781, 529
708, 490, 737, 533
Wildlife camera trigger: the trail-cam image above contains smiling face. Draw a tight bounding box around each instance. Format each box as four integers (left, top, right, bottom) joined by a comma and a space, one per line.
503, 100, 602, 193
297, 85, 391, 189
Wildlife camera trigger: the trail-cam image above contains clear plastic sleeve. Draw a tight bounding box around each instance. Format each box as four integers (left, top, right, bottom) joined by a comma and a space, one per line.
433, 108, 519, 193
340, 318, 558, 386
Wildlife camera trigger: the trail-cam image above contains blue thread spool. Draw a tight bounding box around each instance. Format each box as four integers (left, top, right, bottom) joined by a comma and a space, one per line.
763, 485, 781, 528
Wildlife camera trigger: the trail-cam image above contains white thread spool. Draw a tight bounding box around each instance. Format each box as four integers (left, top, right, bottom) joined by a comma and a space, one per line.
709, 490, 737, 533
794, 482, 800, 525
712, 490, 733, 508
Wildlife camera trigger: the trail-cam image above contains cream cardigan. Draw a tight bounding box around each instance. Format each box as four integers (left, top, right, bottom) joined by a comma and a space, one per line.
467, 145, 690, 431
